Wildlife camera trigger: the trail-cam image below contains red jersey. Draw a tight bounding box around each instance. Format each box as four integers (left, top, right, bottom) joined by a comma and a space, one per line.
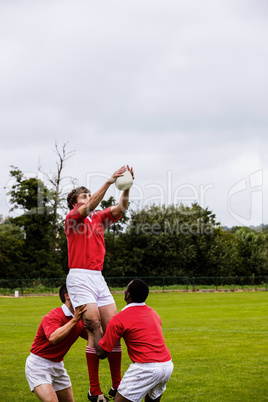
65, 205, 121, 271
30, 307, 87, 362
98, 304, 172, 363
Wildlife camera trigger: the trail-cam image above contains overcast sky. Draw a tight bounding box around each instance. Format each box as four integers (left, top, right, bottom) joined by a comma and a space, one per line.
1, 0, 268, 227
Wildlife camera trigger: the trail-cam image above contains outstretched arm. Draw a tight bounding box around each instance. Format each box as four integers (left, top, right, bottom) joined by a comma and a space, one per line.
78, 166, 127, 217
111, 166, 134, 219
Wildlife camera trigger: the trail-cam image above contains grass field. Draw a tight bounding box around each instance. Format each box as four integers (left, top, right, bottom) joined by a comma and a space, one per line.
0, 291, 267, 401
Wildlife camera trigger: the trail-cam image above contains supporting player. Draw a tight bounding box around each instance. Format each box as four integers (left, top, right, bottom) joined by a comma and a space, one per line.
65, 165, 134, 402
25, 284, 87, 402
84, 279, 174, 402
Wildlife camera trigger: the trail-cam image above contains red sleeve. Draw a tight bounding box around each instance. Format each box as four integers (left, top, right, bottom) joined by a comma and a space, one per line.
156, 312, 162, 326
65, 203, 86, 235
41, 311, 63, 340
98, 316, 123, 352
67, 203, 86, 223
95, 207, 122, 230
80, 328, 88, 340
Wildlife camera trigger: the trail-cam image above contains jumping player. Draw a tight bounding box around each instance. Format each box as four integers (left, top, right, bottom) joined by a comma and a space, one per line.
65, 165, 134, 402
84, 279, 173, 402
25, 284, 87, 402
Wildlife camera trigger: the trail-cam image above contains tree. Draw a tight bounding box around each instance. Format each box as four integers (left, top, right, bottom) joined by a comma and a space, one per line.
201, 229, 241, 277
6, 167, 65, 278
108, 203, 222, 277
3, 143, 76, 279
234, 227, 268, 276
100, 196, 130, 235
3, 152, 268, 281
0, 216, 25, 279
40, 142, 75, 255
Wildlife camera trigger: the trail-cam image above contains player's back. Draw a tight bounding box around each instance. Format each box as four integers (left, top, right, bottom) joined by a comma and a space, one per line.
117, 304, 171, 363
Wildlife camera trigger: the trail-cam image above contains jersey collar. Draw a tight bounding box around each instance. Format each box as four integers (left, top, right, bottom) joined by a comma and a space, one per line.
122, 302, 146, 311
61, 303, 74, 317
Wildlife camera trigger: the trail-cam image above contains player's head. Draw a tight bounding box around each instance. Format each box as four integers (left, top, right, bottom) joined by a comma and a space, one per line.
59, 284, 68, 303
126, 279, 149, 303
67, 186, 91, 210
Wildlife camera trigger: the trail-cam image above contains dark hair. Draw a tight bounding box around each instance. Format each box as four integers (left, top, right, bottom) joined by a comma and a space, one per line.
128, 279, 149, 303
59, 284, 68, 303
67, 186, 91, 210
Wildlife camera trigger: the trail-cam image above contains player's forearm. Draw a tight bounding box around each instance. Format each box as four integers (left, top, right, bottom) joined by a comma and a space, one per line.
49, 317, 78, 344
119, 189, 130, 212
111, 189, 130, 219
93, 328, 108, 359
79, 181, 111, 216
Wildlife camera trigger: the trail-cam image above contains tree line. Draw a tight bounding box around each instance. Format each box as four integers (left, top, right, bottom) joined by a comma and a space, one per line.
1, 164, 268, 281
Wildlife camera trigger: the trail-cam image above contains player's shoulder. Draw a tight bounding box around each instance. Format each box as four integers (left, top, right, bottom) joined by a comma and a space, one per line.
145, 304, 155, 311
45, 307, 64, 318
66, 205, 78, 216
66, 203, 85, 217
65, 207, 77, 222
107, 311, 125, 328
142, 304, 160, 319
117, 305, 140, 319
147, 304, 159, 314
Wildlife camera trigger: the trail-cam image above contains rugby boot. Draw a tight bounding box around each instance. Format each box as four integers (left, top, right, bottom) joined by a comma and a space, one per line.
87, 391, 109, 402
108, 387, 117, 399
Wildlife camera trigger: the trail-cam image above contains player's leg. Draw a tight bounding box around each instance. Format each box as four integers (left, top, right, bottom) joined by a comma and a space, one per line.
99, 302, 117, 329
26, 354, 63, 402
56, 386, 75, 402
99, 303, 122, 396
83, 303, 110, 401
83, 303, 105, 399
83, 302, 102, 341
67, 271, 108, 400
34, 383, 59, 402
146, 360, 174, 402
115, 362, 150, 402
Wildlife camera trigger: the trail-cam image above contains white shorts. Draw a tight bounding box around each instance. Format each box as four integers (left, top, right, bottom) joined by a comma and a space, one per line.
66, 269, 115, 309
118, 360, 174, 402
25, 353, 71, 392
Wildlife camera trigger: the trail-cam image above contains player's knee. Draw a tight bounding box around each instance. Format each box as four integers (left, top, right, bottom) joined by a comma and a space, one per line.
83, 318, 102, 333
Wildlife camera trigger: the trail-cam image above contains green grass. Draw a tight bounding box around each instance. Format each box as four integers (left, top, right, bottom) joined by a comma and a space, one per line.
0, 292, 267, 401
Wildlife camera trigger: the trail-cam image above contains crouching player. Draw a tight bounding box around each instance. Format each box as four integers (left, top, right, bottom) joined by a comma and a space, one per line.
25, 284, 87, 402
84, 279, 173, 402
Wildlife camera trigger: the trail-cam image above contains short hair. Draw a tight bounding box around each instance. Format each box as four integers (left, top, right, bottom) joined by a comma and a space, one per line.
128, 279, 149, 303
59, 284, 68, 303
67, 186, 91, 210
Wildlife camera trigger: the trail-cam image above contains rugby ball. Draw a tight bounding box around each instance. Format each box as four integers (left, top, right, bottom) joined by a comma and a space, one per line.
115, 170, 133, 191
